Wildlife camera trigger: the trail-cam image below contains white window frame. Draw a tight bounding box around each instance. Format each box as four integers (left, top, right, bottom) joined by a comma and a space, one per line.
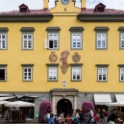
48, 33, 59, 49
97, 33, 106, 49
120, 68, 124, 81
0, 66, 7, 81
23, 67, 32, 81
72, 33, 82, 49
120, 33, 124, 48
48, 67, 57, 81
0, 33, 6, 49
98, 68, 107, 81
72, 67, 81, 81
22, 33, 33, 49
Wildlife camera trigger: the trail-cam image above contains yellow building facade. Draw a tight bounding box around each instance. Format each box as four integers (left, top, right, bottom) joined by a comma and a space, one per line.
0, 0, 124, 117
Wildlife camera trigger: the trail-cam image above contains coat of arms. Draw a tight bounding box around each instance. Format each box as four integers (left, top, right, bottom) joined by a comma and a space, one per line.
49, 52, 58, 63
72, 52, 81, 63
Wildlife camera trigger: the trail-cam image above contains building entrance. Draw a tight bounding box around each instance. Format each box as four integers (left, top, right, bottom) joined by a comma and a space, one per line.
57, 99, 72, 117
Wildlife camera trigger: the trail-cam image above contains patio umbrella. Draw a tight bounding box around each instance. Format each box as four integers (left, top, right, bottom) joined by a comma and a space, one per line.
4, 101, 35, 107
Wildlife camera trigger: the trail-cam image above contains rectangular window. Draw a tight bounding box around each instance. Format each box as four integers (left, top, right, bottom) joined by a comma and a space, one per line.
48, 67, 57, 81
23, 67, 32, 81
97, 33, 106, 48
23, 34, 33, 49
72, 67, 81, 80
98, 68, 107, 81
72, 33, 81, 49
121, 33, 124, 48
0, 34, 6, 49
48, 33, 58, 49
0, 66, 7, 81
120, 68, 124, 81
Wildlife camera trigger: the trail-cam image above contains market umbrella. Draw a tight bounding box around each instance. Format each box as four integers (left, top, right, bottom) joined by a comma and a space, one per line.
0, 101, 10, 105
106, 102, 124, 106
4, 101, 35, 107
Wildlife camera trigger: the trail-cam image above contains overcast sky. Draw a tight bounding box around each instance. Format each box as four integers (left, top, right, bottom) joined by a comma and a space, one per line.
0, 0, 124, 12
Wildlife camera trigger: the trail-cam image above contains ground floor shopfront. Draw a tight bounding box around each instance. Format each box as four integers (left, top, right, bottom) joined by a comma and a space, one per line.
0, 89, 124, 119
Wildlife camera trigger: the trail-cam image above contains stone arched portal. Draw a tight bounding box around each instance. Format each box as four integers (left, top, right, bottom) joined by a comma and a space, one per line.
57, 99, 72, 117
50, 88, 78, 114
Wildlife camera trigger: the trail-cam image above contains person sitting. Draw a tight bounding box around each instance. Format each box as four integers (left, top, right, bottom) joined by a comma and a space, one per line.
107, 109, 123, 124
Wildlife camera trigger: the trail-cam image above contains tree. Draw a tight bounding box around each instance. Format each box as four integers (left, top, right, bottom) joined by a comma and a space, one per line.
39, 100, 52, 122
82, 101, 95, 112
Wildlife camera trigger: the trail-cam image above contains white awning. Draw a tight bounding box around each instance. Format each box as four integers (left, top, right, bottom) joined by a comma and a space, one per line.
94, 94, 112, 105
115, 94, 124, 102
0, 96, 15, 101
0, 94, 13, 97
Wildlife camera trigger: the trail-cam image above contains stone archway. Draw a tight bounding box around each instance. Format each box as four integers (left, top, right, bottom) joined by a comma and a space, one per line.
57, 99, 72, 117
50, 88, 78, 114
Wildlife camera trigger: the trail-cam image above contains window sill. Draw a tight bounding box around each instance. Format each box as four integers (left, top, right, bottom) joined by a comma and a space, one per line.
119, 81, 124, 82
23, 80, 33, 82
22, 49, 33, 50
47, 80, 58, 82
96, 48, 107, 50
0, 49, 7, 50
0, 80, 7, 82
71, 48, 82, 50
71, 80, 82, 82
97, 81, 107, 82
47, 48, 59, 50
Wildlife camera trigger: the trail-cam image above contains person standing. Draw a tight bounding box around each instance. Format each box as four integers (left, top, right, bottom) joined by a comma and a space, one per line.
107, 109, 123, 124
102, 109, 108, 124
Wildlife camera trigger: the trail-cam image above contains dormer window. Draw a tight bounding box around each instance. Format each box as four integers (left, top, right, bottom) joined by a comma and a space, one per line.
19, 4, 30, 13
94, 3, 106, 12
97, 7, 104, 12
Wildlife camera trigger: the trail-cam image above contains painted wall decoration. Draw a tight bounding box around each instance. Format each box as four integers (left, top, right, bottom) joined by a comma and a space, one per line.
49, 52, 58, 63
60, 51, 69, 74
72, 52, 81, 63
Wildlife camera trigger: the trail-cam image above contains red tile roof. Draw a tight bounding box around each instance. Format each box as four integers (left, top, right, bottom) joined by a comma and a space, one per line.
81, 8, 124, 15
0, 9, 50, 15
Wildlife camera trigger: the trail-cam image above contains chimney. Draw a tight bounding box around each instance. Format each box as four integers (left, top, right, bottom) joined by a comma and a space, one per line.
81, 0, 86, 9
44, 0, 49, 9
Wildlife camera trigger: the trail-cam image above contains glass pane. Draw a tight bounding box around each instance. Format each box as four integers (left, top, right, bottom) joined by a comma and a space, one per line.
102, 34, 106, 40
73, 42, 76, 48
121, 41, 124, 47
24, 68, 27, 72
49, 34, 53, 40
54, 34, 58, 40
103, 75, 106, 80
72, 34, 76, 40
2, 35, 5, 39
99, 75, 102, 80
28, 35, 32, 39
77, 42, 81, 48
97, 41, 101, 48
77, 74, 80, 80
73, 75, 76, 79
102, 41, 106, 48
121, 69, 124, 73
24, 35, 27, 39
97, 34, 101, 40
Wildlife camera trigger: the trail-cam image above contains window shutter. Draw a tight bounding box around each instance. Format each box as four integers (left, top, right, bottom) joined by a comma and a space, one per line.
44, 39, 49, 48
5, 68, 7, 81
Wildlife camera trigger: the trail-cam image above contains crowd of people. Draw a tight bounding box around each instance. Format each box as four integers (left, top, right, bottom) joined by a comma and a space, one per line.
44, 108, 108, 124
